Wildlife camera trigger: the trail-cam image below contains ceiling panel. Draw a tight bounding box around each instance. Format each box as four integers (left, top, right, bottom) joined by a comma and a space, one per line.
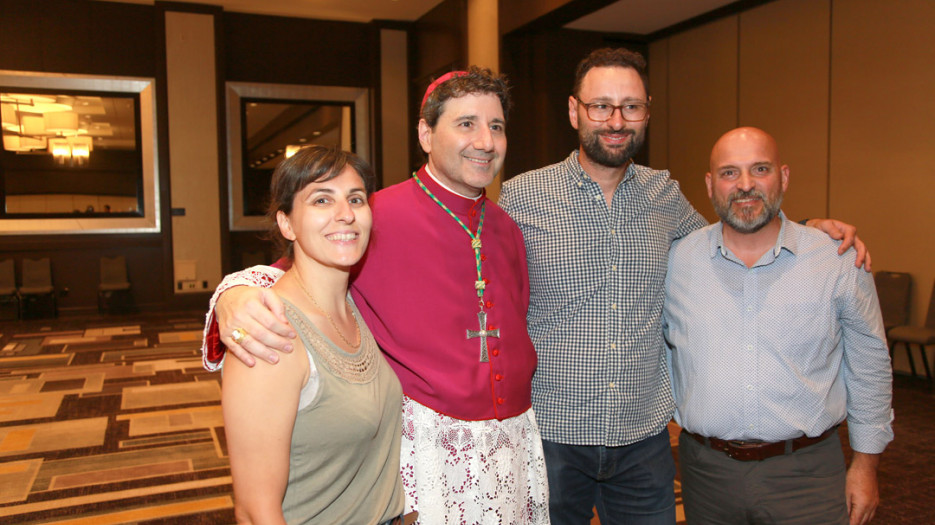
564, 0, 737, 35
98, 0, 445, 23
101, 0, 740, 34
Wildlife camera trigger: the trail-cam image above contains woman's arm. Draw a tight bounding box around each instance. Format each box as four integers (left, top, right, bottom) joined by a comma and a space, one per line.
222, 331, 307, 525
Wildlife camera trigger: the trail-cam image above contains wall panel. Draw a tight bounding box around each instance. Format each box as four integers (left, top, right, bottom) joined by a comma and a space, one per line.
647, 38, 668, 170
223, 13, 374, 87
0, 0, 155, 76
165, 11, 222, 295
739, 0, 830, 222
667, 16, 739, 220
829, 0, 935, 328
380, 29, 411, 188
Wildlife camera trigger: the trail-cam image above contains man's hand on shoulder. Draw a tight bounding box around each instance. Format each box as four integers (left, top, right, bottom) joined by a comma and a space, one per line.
806, 218, 871, 272
217, 286, 295, 367
846, 452, 881, 525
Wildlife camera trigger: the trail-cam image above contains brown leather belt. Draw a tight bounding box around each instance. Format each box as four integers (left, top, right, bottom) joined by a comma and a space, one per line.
682, 426, 838, 462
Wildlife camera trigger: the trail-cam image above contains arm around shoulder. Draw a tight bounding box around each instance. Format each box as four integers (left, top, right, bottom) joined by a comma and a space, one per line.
805, 218, 871, 271
200, 266, 291, 370
669, 179, 708, 240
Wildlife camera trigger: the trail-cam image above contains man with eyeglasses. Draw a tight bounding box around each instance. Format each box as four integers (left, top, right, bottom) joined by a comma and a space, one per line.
498, 48, 869, 524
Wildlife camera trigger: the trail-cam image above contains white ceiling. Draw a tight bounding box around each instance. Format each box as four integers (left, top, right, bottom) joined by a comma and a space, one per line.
101, 0, 738, 34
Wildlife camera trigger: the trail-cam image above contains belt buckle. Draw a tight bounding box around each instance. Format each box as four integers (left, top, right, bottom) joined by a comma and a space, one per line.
725, 440, 759, 461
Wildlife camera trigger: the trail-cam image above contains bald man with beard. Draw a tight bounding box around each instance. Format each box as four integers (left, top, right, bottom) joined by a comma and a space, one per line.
663, 127, 893, 525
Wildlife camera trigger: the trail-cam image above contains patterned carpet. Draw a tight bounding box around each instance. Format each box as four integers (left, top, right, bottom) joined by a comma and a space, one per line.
0, 311, 234, 524
0, 312, 931, 524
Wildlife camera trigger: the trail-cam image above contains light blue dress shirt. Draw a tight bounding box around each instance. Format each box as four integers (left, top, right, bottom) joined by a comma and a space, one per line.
663, 214, 893, 454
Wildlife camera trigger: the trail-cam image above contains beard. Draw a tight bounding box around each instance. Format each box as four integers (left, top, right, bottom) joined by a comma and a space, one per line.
579, 125, 646, 168
712, 188, 783, 233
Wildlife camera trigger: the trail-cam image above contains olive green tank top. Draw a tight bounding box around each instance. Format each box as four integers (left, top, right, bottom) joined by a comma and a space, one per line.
280, 298, 404, 524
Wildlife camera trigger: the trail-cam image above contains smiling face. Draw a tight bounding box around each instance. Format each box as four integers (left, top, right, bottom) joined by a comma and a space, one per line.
418, 93, 506, 197
706, 128, 789, 234
277, 166, 372, 270
570, 66, 649, 168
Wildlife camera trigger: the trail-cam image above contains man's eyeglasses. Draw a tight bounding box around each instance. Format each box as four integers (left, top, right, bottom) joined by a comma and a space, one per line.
574, 96, 650, 122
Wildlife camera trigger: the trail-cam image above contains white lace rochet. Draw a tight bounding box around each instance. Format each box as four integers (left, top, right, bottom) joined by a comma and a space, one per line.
401, 396, 550, 524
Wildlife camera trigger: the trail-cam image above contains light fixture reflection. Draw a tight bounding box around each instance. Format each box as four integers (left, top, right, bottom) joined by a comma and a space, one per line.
48, 138, 71, 164
285, 144, 304, 158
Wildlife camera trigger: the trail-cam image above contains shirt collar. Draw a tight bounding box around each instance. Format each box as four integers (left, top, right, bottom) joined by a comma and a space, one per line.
566, 149, 636, 189
708, 211, 799, 264
424, 164, 483, 201
418, 164, 486, 215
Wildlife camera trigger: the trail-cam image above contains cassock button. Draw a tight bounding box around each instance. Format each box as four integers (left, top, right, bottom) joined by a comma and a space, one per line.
495, 374, 503, 381
497, 397, 505, 405
491, 348, 500, 357
488, 324, 496, 331
470, 209, 477, 217
486, 301, 493, 308
483, 278, 490, 285
481, 254, 487, 261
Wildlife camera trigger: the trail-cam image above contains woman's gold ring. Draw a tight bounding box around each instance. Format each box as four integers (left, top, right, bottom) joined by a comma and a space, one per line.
231, 328, 248, 345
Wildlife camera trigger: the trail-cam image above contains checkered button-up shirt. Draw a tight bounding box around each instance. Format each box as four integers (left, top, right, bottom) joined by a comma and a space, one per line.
500, 150, 707, 446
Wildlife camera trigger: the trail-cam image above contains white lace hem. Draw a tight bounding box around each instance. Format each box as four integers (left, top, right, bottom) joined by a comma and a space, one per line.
401, 396, 550, 524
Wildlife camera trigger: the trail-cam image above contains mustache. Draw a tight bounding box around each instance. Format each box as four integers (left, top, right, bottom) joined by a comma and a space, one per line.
598, 129, 634, 137
728, 189, 765, 204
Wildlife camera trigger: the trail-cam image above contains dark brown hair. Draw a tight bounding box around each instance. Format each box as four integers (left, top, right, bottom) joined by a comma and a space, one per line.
420, 66, 512, 128
267, 145, 374, 260
573, 48, 648, 97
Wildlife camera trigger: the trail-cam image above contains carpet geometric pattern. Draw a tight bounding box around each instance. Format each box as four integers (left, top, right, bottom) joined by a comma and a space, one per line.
0, 312, 234, 524
1, 313, 931, 524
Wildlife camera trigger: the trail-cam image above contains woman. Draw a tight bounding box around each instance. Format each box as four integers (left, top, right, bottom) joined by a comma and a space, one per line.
222, 146, 404, 524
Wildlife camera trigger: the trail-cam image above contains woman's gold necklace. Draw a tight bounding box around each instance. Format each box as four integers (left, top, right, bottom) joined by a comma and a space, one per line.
292, 269, 360, 349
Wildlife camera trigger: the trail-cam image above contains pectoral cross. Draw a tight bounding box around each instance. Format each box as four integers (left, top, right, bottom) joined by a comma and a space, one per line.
466, 310, 499, 362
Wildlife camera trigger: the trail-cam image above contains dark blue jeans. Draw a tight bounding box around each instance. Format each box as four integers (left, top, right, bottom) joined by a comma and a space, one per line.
543, 428, 676, 524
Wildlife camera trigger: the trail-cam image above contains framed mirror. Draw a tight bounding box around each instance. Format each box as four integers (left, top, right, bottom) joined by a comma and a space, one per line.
0, 70, 159, 235
226, 82, 369, 231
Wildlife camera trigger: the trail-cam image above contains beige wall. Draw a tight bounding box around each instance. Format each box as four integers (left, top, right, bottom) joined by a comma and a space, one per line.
380, 28, 411, 188
664, 15, 738, 217
165, 11, 222, 294
738, 0, 830, 222
649, 0, 935, 371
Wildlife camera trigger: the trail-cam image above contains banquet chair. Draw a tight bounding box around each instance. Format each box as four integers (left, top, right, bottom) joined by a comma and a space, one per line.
888, 280, 935, 385
0, 259, 19, 320
19, 257, 56, 318
874, 271, 913, 335
98, 256, 133, 314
